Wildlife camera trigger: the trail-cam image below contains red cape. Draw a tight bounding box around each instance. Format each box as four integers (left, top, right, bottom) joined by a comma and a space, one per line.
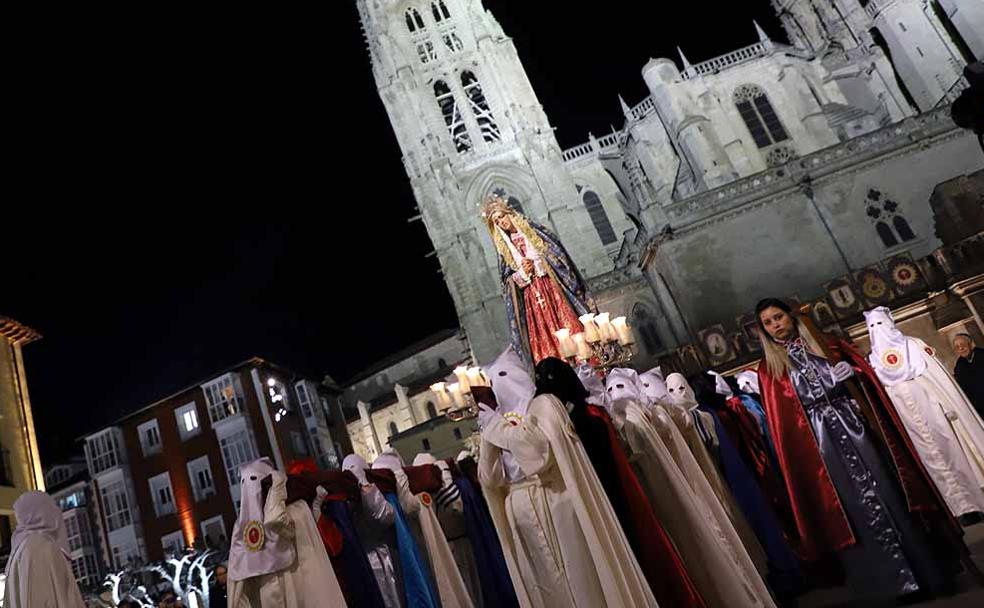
757, 337, 964, 562
577, 404, 706, 608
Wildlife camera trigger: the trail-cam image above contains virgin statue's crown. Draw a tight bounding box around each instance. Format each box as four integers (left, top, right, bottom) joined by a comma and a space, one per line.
480, 195, 512, 220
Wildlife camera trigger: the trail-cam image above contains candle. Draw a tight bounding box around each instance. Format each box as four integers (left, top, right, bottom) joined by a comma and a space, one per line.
453, 366, 471, 393
430, 382, 450, 407
448, 382, 464, 407
553, 328, 575, 358
573, 332, 592, 360
579, 313, 600, 343
611, 316, 634, 345
466, 366, 484, 388
595, 312, 614, 342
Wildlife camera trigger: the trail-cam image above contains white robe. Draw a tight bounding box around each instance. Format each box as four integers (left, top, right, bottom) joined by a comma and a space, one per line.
2, 534, 85, 608
877, 338, 984, 517
393, 467, 475, 608
229, 499, 348, 607
662, 402, 768, 575
618, 399, 775, 608
479, 394, 657, 608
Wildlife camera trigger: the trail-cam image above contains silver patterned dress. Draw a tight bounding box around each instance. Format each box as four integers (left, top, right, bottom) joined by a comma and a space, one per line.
785, 339, 950, 601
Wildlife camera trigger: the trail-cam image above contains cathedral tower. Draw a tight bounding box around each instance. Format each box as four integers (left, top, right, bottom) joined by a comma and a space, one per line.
356, 0, 616, 362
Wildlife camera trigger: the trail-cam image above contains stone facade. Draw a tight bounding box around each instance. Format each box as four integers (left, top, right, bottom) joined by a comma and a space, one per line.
357, 0, 983, 368
342, 329, 471, 461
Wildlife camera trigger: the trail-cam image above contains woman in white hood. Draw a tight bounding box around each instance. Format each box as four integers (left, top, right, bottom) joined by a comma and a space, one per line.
2, 491, 85, 608
865, 307, 984, 522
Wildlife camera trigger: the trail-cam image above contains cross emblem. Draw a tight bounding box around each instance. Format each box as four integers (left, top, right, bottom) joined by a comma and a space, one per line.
533, 288, 547, 309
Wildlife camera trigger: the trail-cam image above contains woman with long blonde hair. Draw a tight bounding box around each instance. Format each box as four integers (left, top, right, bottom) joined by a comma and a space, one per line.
753, 298, 968, 604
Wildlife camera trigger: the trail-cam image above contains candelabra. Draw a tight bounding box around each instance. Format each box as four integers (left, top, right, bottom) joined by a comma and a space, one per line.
554, 311, 635, 372
433, 366, 488, 421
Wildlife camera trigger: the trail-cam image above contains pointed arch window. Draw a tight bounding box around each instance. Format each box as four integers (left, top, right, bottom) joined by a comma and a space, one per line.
461, 71, 501, 143
425, 401, 438, 419
387, 421, 398, 438
432, 1, 450, 22
435, 80, 472, 152
875, 221, 898, 247
865, 189, 916, 249
405, 8, 425, 32
734, 84, 788, 149
582, 189, 617, 245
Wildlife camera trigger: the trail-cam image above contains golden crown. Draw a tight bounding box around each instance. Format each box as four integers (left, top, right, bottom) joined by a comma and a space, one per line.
480, 195, 513, 220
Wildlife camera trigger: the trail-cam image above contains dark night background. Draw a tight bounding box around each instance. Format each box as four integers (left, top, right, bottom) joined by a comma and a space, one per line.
4, 2, 786, 464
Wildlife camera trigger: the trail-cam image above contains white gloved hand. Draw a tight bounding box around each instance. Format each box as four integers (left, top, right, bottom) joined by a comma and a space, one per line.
831, 361, 855, 384
477, 403, 501, 432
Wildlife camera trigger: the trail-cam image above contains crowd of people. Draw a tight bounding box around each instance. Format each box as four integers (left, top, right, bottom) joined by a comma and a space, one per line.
4, 300, 983, 608
211, 299, 984, 607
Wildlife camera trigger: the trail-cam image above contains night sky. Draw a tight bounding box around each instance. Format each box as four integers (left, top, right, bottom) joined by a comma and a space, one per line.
6, 2, 786, 464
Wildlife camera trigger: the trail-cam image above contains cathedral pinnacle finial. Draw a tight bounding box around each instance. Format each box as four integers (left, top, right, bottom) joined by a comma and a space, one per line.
677, 46, 692, 70
754, 20, 774, 49
619, 94, 633, 119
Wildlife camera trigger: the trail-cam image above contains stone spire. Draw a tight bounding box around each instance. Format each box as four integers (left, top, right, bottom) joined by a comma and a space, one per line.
754, 20, 774, 50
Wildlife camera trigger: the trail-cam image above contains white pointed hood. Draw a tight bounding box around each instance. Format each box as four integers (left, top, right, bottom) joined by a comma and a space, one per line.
666, 373, 698, 409
605, 368, 644, 403
638, 367, 669, 406
486, 346, 536, 417
228, 458, 295, 581
865, 306, 926, 386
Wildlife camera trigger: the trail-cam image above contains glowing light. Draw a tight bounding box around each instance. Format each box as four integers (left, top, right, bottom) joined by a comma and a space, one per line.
267, 378, 277, 387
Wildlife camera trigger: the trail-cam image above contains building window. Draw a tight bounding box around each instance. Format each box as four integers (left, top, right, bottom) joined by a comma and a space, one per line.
58, 489, 87, 511
202, 375, 241, 424
174, 403, 201, 441
443, 33, 464, 53
187, 455, 216, 502
426, 401, 438, 419
422, 438, 431, 451
388, 421, 399, 438
461, 71, 501, 143
149, 472, 175, 517
581, 190, 617, 245
111, 542, 142, 570
72, 553, 100, 587
876, 221, 899, 247
291, 431, 309, 456
435, 80, 472, 152
294, 382, 314, 418
86, 430, 121, 476
734, 84, 788, 149
432, 0, 450, 21
100, 481, 132, 532
320, 397, 332, 422
65, 512, 92, 552
865, 189, 916, 248
161, 530, 185, 556
200, 515, 226, 549
137, 420, 162, 457
405, 7, 425, 32
220, 430, 257, 491
453, 427, 463, 440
